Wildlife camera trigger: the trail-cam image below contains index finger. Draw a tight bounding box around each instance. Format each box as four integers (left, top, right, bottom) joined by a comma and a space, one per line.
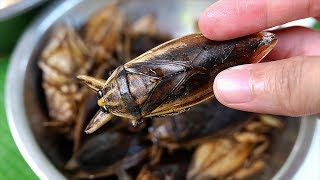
199, 0, 320, 40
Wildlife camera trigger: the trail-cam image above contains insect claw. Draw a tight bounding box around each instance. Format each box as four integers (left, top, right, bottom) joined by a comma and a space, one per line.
77, 75, 107, 92
85, 110, 114, 134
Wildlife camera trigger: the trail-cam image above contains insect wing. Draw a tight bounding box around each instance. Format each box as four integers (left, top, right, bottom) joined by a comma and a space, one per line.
123, 33, 236, 117
124, 61, 189, 117
125, 61, 188, 78
124, 33, 205, 65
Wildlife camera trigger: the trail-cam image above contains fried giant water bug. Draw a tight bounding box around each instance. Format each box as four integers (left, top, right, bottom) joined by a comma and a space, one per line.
78, 32, 277, 133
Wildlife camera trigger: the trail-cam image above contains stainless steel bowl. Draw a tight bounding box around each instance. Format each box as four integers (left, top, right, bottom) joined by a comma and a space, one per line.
5, 0, 318, 179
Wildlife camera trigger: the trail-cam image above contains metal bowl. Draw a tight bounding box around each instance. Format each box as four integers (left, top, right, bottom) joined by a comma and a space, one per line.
5, 0, 318, 179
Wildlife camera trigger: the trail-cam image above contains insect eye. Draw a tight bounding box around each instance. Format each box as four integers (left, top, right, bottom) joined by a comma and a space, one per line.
97, 90, 104, 99
101, 105, 110, 113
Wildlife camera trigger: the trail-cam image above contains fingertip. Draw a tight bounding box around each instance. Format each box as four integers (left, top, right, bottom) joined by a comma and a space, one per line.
199, 1, 251, 41
213, 67, 253, 106
213, 72, 223, 102
198, 9, 209, 36
213, 73, 230, 108
198, 7, 216, 39
215, 58, 320, 116
198, 4, 231, 40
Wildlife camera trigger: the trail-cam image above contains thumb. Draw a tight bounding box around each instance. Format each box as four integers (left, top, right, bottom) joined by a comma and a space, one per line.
213, 56, 320, 116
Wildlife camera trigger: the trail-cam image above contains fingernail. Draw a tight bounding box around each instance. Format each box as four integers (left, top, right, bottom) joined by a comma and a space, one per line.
215, 68, 252, 103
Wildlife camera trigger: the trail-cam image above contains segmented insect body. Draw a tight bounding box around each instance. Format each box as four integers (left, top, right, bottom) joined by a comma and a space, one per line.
150, 99, 253, 148
38, 24, 93, 134
78, 32, 277, 129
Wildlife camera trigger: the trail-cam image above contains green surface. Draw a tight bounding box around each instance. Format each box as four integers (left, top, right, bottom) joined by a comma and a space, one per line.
0, 3, 46, 53
0, 13, 35, 53
315, 22, 320, 29
0, 56, 37, 179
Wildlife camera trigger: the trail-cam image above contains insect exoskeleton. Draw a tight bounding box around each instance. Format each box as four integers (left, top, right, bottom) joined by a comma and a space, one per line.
78, 32, 277, 133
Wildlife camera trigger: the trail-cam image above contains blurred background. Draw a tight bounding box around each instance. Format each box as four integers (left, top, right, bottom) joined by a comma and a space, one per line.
0, 1, 49, 179
0, 0, 319, 179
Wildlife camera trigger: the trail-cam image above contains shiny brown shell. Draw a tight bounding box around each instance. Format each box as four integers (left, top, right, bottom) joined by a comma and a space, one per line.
78, 32, 277, 128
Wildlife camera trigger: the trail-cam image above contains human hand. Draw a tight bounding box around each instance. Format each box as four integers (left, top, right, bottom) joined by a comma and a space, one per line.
199, 0, 320, 116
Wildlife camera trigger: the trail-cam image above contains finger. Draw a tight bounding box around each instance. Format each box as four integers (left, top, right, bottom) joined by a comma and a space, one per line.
199, 0, 320, 40
213, 56, 320, 116
265, 26, 320, 60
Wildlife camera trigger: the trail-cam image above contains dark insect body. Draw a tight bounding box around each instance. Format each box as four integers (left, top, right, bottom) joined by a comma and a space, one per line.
78, 32, 277, 133
65, 131, 148, 179
150, 99, 253, 148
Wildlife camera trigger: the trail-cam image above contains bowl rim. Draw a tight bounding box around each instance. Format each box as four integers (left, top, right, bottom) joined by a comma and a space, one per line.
5, 0, 79, 179
5, 0, 317, 179
273, 116, 317, 180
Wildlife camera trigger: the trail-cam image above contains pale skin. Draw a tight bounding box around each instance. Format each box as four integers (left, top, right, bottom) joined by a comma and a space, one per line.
199, 0, 320, 116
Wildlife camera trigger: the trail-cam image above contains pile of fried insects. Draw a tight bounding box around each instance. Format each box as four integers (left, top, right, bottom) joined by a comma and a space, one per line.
38, 2, 284, 180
